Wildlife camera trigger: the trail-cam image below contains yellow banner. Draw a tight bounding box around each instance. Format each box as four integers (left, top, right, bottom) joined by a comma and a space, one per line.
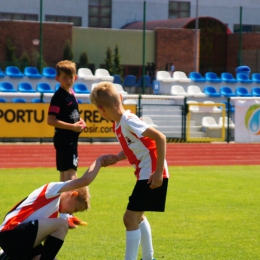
0, 104, 136, 138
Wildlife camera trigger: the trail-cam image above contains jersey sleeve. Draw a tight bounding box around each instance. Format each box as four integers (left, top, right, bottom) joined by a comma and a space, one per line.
125, 114, 150, 138
48, 92, 60, 116
43, 182, 66, 198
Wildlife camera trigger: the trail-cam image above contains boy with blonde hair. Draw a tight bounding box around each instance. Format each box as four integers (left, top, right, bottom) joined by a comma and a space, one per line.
0, 157, 105, 260
90, 82, 169, 260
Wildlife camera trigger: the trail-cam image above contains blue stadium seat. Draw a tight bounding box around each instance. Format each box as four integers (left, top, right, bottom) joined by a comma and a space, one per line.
0, 69, 5, 78
205, 72, 222, 83
220, 72, 237, 83
0, 82, 17, 92
251, 87, 260, 97
204, 86, 221, 97
36, 82, 54, 93
73, 83, 90, 94
135, 75, 152, 88
113, 74, 122, 84
32, 98, 45, 103
252, 73, 260, 83
42, 67, 57, 79
12, 98, 26, 103
189, 72, 206, 82
24, 66, 42, 78
235, 86, 253, 97
5, 66, 24, 78
236, 73, 253, 83
220, 86, 237, 97
18, 82, 36, 93
122, 75, 137, 87
0, 97, 7, 102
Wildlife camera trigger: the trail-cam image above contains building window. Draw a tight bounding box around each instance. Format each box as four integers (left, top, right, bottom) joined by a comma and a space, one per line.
0, 12, 38, 21
45, 15, 82, 27
234, 24, 260, 33
89, 0, 112, 28
169, 1, 190, 19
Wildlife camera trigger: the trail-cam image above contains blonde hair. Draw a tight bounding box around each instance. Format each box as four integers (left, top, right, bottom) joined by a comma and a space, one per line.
75, 186, 91, 211
56, 60, 76, 76
90, 82, 121, 108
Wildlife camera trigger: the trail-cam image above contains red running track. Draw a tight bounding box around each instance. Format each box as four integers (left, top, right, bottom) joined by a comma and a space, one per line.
0, 143, 260, 168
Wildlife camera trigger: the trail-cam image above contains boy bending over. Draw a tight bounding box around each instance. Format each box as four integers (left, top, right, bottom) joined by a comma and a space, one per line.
90, 82, 169, 260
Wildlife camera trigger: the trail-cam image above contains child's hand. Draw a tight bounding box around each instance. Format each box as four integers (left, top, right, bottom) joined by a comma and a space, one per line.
147, 170, 163, 189
100, 154, 119, 167
73, 121, 85, 132
79, 118, 86, 129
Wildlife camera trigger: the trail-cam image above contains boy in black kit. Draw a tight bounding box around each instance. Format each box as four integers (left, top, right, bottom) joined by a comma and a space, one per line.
47, 60, 86, 228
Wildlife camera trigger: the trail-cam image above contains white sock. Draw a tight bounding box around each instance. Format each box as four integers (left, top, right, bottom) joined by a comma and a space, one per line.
125, 229, 141, 260
139, 217, 154, 260
59, 213, 71, 219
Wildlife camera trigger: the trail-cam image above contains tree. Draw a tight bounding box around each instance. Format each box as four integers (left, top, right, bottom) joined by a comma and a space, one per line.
63, 40, 73, 61
6, 37, 17, 63
113, 44, 123, 76
20, 52, 30, 70
105, 47, 113, 74
79, 51, 88, 68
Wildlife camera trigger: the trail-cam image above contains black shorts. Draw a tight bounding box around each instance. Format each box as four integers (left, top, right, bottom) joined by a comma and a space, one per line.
54, 136, 78, 171
127, 178, 168, 212
0, 220, 43, 259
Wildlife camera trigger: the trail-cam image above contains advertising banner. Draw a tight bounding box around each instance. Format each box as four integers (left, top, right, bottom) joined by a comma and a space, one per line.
235, 100, 260, 143
0, 104, 136, 138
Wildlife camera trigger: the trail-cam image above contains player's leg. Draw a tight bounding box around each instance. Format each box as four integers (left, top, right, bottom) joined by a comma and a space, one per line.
35, 218, 68, 260
123, 210, 143, 260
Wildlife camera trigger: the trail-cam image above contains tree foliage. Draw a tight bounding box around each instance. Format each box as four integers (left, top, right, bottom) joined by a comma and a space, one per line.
63, 40, 73, 61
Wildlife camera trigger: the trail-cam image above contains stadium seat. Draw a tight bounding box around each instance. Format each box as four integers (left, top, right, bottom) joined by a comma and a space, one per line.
24, 66, 42, 78
187, 100, 199, 112
113, 74, 122, 84
77, 99, 83, 104
172, 71, 191, 83
5, 66, 24, 78
0, 82, 17, 92
189, 72, 206, 82
252, 73, 260, 83
220, 72, 237, 83
235, 86, 253, 97
187, 85, 206, 97
42, 67, 57, 79
205, 72, 222, 83
95, 68, 114, 82
156, 71, 176, 82
219, 86, 237, 97
122, 75, 137, 87
36, 82, 55, 93
218, 117, 235, 129
203, 101, 222, 113
0, 97, 7, 103
203, 86, 221, 97
202, 116, 222, 129
123, 99, 137, 105
73, 83, 90, 94
12, 98, 26, 103
113, 83, 128, 94
170, 85, 190, 96
55, 83, 60, 91
135, 75, 152, 88
77, 68, 97, 80
236, 73, 253, 83
32, 98, 45, 103
219, 101, 235, 113
0, 69, 5, 78
18, 82, 36, 92
251, 87, 260, 96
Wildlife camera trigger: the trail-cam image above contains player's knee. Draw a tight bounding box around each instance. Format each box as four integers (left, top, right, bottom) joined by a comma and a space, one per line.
57, 218, 69, 235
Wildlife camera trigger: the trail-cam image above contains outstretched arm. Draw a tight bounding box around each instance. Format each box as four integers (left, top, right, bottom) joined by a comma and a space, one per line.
102, 150, 127, 167
59, 157, 103, 193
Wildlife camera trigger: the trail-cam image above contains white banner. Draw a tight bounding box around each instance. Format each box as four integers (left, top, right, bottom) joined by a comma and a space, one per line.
235, 100, 260, 143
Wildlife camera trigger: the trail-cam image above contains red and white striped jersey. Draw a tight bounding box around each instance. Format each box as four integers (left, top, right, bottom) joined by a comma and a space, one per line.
114, 110, 169, 180
0, 182, 65, 232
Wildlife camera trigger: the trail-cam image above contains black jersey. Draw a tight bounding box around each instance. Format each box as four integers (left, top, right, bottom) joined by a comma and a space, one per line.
48, 87, 80, 139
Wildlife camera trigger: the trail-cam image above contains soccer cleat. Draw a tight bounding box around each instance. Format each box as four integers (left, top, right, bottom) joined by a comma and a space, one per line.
69, 216, 88, 228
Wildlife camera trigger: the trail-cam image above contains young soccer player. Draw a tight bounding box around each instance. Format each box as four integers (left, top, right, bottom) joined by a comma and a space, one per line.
90, 82, 169, 260
47, 60, 86, 228
0, 156, 105, 260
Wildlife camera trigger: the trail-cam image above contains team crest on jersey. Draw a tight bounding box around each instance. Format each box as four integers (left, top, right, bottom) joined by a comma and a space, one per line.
125, 136, 134, 145
70, 109, 80, 122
